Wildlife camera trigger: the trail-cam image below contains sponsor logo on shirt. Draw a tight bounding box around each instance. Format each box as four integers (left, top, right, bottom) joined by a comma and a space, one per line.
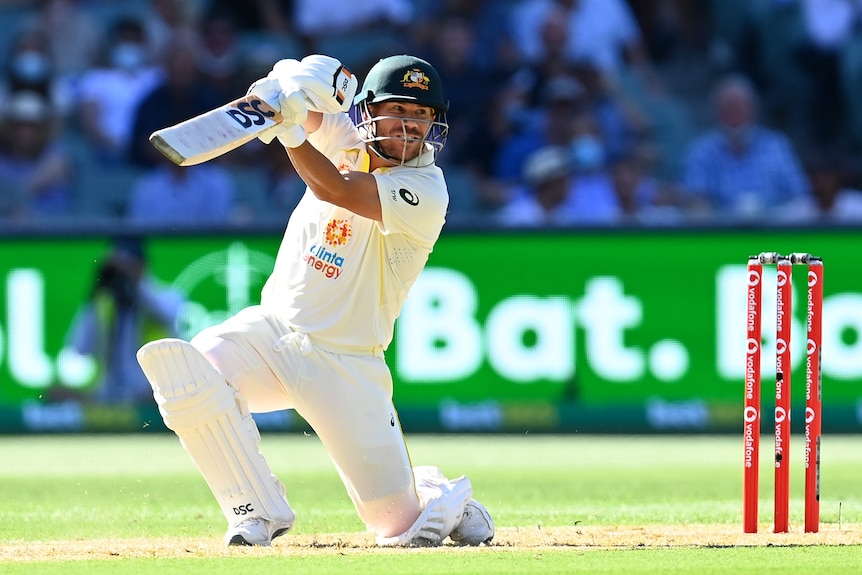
390, 188, 419, 206
303, 219, 352, 279
325, 219, 352, 245
304, 244, 344, 279
399, 188, 419, 206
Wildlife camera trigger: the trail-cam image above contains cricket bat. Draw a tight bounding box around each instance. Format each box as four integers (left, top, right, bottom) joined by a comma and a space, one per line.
149, 93, 283, 166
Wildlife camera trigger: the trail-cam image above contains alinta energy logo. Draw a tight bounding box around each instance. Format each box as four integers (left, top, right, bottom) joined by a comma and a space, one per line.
171, 242, 275, 340
302, 218, 351, 280
325, 219, 352, 246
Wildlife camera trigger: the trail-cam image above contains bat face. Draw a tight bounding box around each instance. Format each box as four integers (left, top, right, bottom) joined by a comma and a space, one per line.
149, 93, 284, 166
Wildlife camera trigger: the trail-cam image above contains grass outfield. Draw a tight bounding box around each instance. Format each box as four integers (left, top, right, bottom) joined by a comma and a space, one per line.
1, 434, 860, 574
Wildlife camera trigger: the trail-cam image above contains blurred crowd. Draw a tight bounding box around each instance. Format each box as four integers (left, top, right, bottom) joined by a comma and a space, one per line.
2, 0, 862, 229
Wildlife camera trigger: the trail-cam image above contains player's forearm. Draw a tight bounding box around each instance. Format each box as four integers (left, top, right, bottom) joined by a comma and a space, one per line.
287, 144, 382, 220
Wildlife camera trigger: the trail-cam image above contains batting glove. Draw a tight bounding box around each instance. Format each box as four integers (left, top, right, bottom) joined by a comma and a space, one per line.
272, 54, 358, 114
263, 122, 306, 148
247, 76, 308, 146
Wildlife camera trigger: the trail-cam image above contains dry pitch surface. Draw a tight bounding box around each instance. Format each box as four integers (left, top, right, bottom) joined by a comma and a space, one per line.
3, 525, 861, 562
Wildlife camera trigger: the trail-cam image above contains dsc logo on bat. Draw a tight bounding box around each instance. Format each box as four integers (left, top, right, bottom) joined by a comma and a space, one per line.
225, 97, 278, 129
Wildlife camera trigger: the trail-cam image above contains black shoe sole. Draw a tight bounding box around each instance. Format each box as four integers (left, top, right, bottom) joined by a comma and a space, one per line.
228, 535, 254, 546
227, 527, 291, 547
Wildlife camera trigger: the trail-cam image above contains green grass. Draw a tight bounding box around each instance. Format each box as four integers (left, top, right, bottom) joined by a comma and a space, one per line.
1, 434, 860, 574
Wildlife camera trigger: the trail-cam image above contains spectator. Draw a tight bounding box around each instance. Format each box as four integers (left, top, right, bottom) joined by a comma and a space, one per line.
412, 0, 519, 72
126, 161, 236, 226
292, 0, 412, 39
442, 73, 530, 217
510, 0, 656, 80
0, 91, 74, 220
76, 16, 163, 164
419, 15, 497, 169
570, 59, 650, 166
796, 0, 862, 148
141, 0, 202, 62
498, 114, 674, 227
780, 152, 862, 223
63, 237, 185, 404
506, 1, 577, 110
561, 110, 621, 224
1, 25, 74, 120
495, 145, 580, 227
608, 151, 683, 225
21, 0, 100, 83
292, 0, 412, 65
197, 8, 249, 102
493, 74, 586, 185
679, 74, 810, 220
127, 31, 224, 168
205, 0, 294, 34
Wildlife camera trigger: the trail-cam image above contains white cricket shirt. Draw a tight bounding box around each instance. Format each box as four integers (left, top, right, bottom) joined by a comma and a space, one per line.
260, 113, 449, 352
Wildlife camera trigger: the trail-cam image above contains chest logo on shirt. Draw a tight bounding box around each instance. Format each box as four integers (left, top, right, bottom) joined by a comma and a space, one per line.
325, 219, 352, 246
303, 219, 351, 280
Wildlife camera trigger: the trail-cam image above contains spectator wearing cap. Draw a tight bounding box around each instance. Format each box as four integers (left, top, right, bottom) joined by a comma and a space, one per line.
495, 145, 581, 227
0, 91, 75, 221
498, 112, 670, 227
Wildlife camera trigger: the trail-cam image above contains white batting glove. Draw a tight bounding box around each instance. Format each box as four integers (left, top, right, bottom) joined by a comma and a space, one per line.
272, 54, 358, 114
247, 76, 308, 146
259, 122, 306, 148
247, 76, 308, 124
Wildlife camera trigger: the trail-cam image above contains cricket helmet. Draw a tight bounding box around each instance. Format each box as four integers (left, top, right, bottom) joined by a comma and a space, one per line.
354, 55, 448, 112
354, 55, 449, 165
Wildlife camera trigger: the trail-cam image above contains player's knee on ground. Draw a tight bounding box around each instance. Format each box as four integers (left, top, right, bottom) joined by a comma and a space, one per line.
375, 466, 473, 546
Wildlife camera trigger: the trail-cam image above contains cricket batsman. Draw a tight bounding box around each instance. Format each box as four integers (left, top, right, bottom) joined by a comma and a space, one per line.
136, 53, 495, 547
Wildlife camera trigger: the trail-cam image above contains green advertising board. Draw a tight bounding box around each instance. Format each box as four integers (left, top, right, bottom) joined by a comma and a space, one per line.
0, 226, 859, 433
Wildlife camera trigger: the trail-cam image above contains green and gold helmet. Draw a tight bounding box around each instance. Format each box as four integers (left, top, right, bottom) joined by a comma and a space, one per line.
354, 55, 448, 113
354, 55, 449, 166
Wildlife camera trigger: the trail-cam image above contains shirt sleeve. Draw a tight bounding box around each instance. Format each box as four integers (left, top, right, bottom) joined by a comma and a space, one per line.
374, 167, 448, 246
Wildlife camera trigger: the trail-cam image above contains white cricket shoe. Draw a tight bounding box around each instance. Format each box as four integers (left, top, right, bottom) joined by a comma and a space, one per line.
449, 499, 494, 545
225, 517, 294, 546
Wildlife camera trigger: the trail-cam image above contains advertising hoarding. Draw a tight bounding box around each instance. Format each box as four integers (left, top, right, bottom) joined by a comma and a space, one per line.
0, 227, 859, 433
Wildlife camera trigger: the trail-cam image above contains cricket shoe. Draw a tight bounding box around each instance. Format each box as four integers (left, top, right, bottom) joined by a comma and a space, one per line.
225, 516, 294, 546
449, 499, 494, 545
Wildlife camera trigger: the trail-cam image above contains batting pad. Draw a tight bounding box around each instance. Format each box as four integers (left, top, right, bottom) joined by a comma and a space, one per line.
137, 338, 295, 528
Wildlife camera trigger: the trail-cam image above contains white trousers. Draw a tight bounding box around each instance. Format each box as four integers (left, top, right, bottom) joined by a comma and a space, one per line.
190, 305, 421, 538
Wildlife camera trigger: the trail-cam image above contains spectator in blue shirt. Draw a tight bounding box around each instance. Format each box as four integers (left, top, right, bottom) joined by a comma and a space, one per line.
680, 74, 811, 220
126, 161, 236, 226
